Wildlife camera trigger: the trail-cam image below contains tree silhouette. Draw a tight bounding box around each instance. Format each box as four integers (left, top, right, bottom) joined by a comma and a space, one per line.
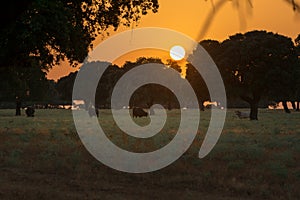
186, 39, 222, 110
0, 0, 158, 109
293, 34, 300, 111
218, 30, 299, 120
0, 0, 159, 72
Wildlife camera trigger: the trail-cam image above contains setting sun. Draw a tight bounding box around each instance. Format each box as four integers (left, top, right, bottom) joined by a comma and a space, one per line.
170, 45, 186, 61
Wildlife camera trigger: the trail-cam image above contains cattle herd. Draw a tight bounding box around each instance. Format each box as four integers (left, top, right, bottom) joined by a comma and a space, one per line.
15, 104, 255, 120
234, 110, 249, 119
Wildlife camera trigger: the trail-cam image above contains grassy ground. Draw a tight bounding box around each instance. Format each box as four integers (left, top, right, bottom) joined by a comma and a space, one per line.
0, 109, 299, 199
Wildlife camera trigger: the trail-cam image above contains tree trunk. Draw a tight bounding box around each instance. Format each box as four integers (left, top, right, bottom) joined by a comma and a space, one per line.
240, 94, 260, 120
282, 101, 291, 113
147, 99, 155, 115
167, 101, 172, 110
15, 97, 21, 116
291, 101, 296, 110
249, 101, 259, 120
200, 100, 205, 111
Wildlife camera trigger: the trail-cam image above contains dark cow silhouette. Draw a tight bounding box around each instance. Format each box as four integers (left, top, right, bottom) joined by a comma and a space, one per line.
25, 106, 35, 117
235, 110, 249, 119
132, 107, 148, 118
88, 106, 99, 117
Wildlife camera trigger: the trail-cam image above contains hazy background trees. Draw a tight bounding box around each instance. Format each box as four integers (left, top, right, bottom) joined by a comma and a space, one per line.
53, 30, 299, 120
4, 29, 297, 121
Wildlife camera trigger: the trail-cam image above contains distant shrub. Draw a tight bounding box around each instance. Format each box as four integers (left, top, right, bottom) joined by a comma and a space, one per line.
5, 149, 23, 167
266, 161, 288, 179
273, 151, 296, 167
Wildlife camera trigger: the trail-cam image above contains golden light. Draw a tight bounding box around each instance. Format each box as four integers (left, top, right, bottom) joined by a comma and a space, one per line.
170, 45, 185, 61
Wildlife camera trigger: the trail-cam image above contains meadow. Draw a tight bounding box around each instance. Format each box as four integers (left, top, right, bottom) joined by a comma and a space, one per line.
0, 108, 299, 199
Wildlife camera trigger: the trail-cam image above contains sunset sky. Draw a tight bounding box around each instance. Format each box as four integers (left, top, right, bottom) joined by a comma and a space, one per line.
46, 0, 300, 81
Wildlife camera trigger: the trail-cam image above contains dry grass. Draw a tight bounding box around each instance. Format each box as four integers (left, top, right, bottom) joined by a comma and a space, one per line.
0, 108, 299, 199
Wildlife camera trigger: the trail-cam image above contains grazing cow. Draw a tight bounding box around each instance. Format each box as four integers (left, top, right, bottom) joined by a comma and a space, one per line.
25, 106, 35, 117
235, 110, 249, 119
88, 106, 99, 117
132, 107, 148, 118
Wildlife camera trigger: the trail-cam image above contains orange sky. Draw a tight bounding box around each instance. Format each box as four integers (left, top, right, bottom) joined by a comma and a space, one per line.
46, 0, 300, 81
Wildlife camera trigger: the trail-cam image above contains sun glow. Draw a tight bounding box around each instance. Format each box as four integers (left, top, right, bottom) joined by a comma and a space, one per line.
170, 45, 186, 61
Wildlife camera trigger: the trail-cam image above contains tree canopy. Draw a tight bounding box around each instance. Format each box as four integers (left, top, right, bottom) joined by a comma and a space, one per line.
0, 0, 159, 71
0, 0, 158, 102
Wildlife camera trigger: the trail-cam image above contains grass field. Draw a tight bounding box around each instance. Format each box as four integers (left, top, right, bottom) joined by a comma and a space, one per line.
0, 109, 299, 199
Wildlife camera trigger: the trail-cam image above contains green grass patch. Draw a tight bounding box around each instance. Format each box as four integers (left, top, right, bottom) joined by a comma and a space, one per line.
0, 108, 299, 199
